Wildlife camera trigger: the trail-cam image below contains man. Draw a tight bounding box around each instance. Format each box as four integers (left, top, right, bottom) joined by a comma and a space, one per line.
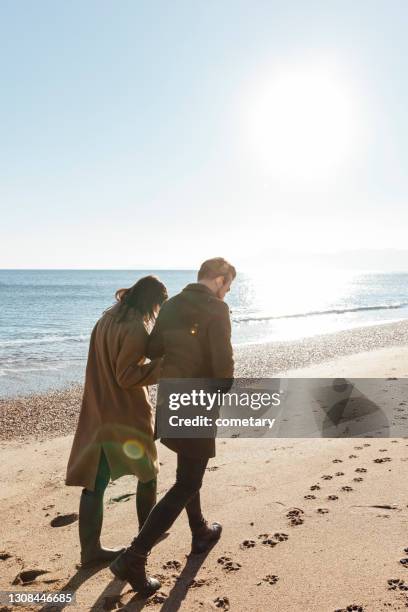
110, 257, 236, 596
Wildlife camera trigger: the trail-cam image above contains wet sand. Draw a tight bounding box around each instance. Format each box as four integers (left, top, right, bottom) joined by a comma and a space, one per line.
1, 322, 408, 611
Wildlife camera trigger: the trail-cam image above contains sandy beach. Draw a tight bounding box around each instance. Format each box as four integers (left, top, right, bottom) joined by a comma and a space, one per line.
1, 321, 408, 611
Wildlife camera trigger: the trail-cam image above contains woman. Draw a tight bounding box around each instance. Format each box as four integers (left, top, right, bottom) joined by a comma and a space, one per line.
66, 275, 168, 566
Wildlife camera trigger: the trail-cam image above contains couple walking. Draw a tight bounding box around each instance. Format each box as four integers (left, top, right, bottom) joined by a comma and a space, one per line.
65, 257, 236, 596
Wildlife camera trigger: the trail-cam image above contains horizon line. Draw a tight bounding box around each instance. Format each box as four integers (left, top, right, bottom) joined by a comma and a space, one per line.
0, 267, 198, 272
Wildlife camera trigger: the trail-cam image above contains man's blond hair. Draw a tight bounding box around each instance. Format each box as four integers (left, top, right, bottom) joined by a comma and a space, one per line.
197, 257, 236, 281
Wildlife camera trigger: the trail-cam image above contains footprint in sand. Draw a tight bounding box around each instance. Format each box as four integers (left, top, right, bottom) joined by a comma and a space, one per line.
310, 484, 321, 491
348, 455, 358, 459
12, 569, 49, 585
217, 556, 241, 572
317, 508, 329, 514
354, 446, 364, 450
50, 513, 78, 527
273, 533, 289, 541
321, 475, 333, 480
353, 477, 364, 482
304, 494, 316, 500
341, 486, 353, 492
257, 574, 279, 586
257, 532, 287, 544
240, 540, 256, 549
333, 459, 343, 463
355, 468, 367, 473
149, 592, 168, 604
363, 443, 371, 447
334, 605, 364, 612
335, 472, 345, 476
387, 578, 408, 591
261, 537, 278, 547
0, 552, 12, 561
287, 508, 304, 517
328, 495, 339, 501
287, 508, 304, 526
162, 560, 182, 571
214, 596, 230, 610
400, 558, 408, 567
374, 457, 392, 463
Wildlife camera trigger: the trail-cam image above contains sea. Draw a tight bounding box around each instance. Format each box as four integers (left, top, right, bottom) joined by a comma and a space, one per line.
1, 269, 408, 397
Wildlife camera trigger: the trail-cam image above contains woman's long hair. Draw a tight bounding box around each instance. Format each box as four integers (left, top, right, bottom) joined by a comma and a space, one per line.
114, 275, 168, 323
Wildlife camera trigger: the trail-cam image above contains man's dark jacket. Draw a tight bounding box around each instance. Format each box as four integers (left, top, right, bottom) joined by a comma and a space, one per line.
147, 283, 234, 458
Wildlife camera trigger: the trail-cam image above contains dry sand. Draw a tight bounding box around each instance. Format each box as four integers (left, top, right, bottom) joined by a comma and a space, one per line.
1, 322, 408, 611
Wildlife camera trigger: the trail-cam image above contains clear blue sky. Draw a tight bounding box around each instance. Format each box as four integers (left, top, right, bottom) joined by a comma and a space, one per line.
1, 1, 408, 269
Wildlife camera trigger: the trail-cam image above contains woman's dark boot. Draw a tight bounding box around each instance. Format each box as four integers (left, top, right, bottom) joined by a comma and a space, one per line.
110, 550, 161, 596
79, 489, 125, 566
136, 478, 157, 531
191, 521, 222, 554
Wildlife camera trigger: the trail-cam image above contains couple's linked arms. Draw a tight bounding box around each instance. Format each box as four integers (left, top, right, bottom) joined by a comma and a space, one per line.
115, 327, 162, 390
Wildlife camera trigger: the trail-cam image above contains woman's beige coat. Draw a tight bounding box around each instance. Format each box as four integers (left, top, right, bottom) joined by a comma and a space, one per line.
66, 303, 160, 491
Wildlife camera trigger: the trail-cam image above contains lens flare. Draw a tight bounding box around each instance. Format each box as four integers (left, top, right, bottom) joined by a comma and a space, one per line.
123, 439, 144, 460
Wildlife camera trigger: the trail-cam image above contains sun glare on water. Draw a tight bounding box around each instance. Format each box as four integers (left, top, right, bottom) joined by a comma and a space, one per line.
245, 63, 359, 182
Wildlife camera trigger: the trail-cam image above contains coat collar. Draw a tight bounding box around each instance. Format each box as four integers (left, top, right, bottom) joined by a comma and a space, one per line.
183, 283, 215, 297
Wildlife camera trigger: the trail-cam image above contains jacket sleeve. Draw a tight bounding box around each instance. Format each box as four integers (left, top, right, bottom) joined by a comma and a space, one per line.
207, 302, 234, 380
115, 325, 161, 390
146, 309, 165, 359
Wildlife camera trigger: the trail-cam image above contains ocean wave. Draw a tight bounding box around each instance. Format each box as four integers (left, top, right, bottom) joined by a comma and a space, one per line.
0, 365, 66, 374
233, 302, 408, 323
0, 334, 90, 348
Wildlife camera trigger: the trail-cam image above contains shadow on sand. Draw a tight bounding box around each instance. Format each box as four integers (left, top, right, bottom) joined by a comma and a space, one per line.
93, 549, 211, 611
38, 562, 110, 611
98, 549, 211, 610
158, 549, 211, 612
38, 545, 210, 611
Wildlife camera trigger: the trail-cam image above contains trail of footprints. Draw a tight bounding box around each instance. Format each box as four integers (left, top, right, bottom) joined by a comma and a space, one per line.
303, 441, 401, 512
13, 440, 403, 610
204, 529, 291, 605
386, 546, 408, 609
1, 439, 405, 612
316, 439, 407, 612
152, 441, 404, 609
156, 441, 403, 610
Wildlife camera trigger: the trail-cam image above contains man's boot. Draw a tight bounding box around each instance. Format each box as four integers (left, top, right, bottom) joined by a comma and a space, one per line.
79, 489, 125, 566
191, 521, 222, 554
110, 550, 161, 596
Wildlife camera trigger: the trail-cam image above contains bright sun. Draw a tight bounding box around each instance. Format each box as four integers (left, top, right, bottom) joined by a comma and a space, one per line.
246, 63, 358, 182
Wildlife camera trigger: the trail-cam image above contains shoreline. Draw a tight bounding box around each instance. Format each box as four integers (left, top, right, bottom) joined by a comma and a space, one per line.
235, 318, 408, 376
1, 319, 408, 442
